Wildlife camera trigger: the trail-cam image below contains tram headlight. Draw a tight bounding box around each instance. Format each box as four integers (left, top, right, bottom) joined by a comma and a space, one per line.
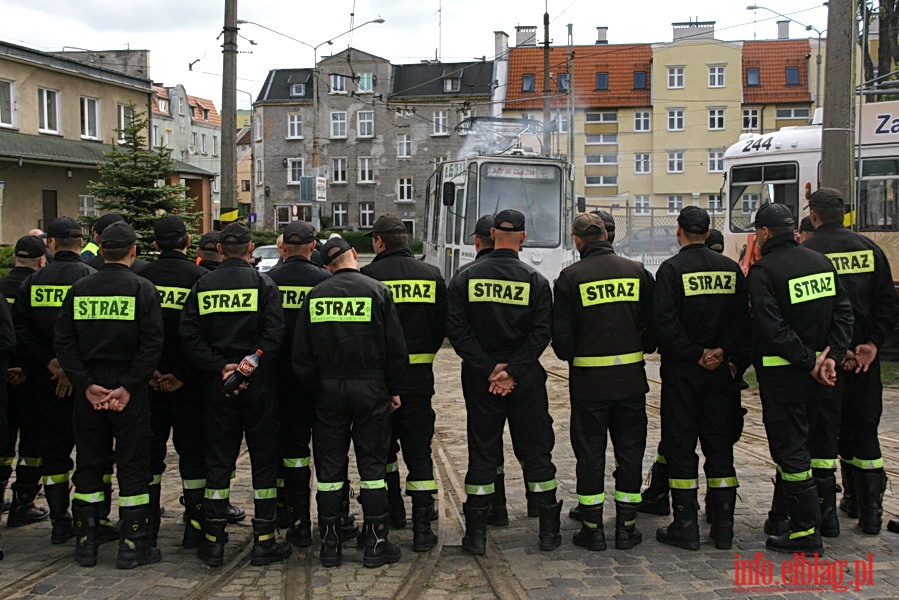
530, 250, 544, 264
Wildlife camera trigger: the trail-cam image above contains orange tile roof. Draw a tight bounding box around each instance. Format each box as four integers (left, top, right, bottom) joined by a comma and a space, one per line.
151, 86, 170, 115
742, 39, 812, 104
506, 44, 653, 110
188, 96, 222, 126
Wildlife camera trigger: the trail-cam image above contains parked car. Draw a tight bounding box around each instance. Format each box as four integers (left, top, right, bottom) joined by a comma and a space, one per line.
614, 226, 679, 256
252, 244, 281, 272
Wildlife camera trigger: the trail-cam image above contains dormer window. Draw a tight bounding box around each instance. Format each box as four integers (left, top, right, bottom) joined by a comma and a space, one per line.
202, 108, 209, 120
444, 77, 460, 92
291, 83, 306, 97
158, 99, 169, 113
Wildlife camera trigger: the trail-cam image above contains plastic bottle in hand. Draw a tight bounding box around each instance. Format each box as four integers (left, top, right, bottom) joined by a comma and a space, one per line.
223, 349, 263, 396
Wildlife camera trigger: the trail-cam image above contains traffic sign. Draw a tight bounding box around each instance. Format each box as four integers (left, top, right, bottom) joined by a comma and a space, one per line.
248, 213, 257, 223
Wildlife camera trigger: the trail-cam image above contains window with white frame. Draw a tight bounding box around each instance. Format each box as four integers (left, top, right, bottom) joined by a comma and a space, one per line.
287, 114, 303, 138
212, 176, 219, 193
444, 77, 460, 92
667, 151, 684, 173
557, 112, 569, 134
117, 104, 133, 142
742, 193, 759, 215
708, 150, 724, 172
668, 109, 684, 131
667, 195, 684, 214
357, 111, 374, 138
290, 83, 306, 97
191, 132, 198, 152
708, 193, 724, 214
165, 129, 174, 149
634, 111, 650, 132
358, 73, 374, 94
742, 108, 759, 131
241, 179, 251, 192
256, 158, 263, 184
397, 177, 413, 201
360, 202, 375, 228
78, 194, 98, 217
459, 109, 472, 135
330, 74, 346, 93
397, 133, 412, 158
557, 73, 569, 92
254, 114, 262, 140
585, 112, 617, 123
38, 88, 59, 133
80, 97, 100, 140
708, 108, 725, 130
776, 107, 811, 120
0, 80, 15, 128
213, 136, 219, 156
158, 98, 169, 113
433, 110, 448, 135
585, 154, 617, 165
332, 203, 348, 227
635, 153, 651, 174
201, 133, 208, 154
287, 158, 304, 184
708, 66, 725, 88
635, 195, 651, 215
331, 157, 347, 183
522, 74, 535, 92
667, 66, 684, 89
585, 134, 617, 144
585, 175, 618, 186
178, 98, 184, 115
331, 112, 347, 138
151, 125, 160, 147
785, 66, 800, 86
358, 157, 374, 183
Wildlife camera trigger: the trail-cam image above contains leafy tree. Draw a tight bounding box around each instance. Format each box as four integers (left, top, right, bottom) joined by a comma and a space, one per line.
88, 105, 202, 255
859, 0, 899, 99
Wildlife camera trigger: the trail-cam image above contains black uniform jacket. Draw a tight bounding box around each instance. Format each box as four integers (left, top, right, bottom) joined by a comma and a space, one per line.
653, 243, 750, 368
748, 233, 853, 372
54, 263, 164, 393
291, 268, 408, 395
448, 248, 552, 382
361, 247, 447, 395
180, 257, 285, 375
552, 241, 655, 400
0, 292, 15, 360
15, 251, 95, 370
0, 267, 36, 370
803, 224, 899, 348
267, 255, 331, 366
139, 251, 209, 382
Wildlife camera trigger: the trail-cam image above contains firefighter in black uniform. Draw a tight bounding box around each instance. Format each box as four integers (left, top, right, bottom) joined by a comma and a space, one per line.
361, 214, 446, 551
0, 289, 15, 561
652, 207, 750, 552
448, 209, 560, 555
292, 237, 407, 568
552, 213, 655, 552
1, 237, 49, 529
180, 222, 290, 567
267, 221, 331, 548
55, 221, 164, 569
196, 232, 223, 271
137, 216, 211, 548
748, 203, 853, 554
802, 188, 899, 536
15, 217, 97, 544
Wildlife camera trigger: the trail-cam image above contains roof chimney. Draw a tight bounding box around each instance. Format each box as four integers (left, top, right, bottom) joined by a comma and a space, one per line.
515, 25, 537, 47
672, 19, 715, 41
595, 27, 608, 45
777, 20, 790, 40
495, 31, 509, 61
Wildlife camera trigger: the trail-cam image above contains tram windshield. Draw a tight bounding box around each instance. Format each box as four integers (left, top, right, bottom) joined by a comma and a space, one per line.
858, 158, 899, 231
728, 163, 799, 232
478, 162, 562, 247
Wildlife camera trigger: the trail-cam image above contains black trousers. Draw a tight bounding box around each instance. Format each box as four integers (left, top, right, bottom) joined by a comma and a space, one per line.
659, 361, 737, 485
149, 377, 206, 482
35, 373, 75, 481
1, 379, 42, 485
836, 359, 883, 462
313, 377, 392, 518
389, 390, 436, 492
462, 363, 556, 495
276, 366, 313, 466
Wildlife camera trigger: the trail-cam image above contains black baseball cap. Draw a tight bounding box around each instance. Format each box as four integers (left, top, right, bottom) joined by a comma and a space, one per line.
100, 221, 142, 249
283, 221, 317, 244
198, 231, 221, 251
706, 229, 724, 252
807, 187, 844, 210
46, 217, 84, 239
754, 203, 795, 228
365, 214, 406, 237
591, 209, 615, 236
14, 235, 46, 259
572, 213, 605, 236
153, 215, 187, 241
320, 237, 353, 266
494, 209, 525, 232
93, 213, 125, 234
471, 214, 495, 237
220, 223, 252, 244
799, 216, 816, 233
678, 206, 711, 234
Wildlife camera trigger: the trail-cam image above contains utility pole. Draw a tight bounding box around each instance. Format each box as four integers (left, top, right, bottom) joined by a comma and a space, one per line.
820, 0, 854, 204
220, 0, 238, 219
542, 10, 551, 156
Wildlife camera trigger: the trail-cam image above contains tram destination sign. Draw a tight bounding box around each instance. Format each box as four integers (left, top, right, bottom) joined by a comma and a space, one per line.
484, 164, 557, 180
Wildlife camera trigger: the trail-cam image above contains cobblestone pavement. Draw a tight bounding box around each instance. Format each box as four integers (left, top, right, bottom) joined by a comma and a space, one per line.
0, 350, 897, 599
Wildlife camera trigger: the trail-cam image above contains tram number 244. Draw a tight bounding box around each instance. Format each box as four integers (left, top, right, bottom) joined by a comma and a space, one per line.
741, 137, 774, 152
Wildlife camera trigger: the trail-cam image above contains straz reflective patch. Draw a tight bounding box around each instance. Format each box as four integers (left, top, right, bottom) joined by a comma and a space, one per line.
279, 286, 312, 309
468, 279, 530, 306
197, 289, 258, 314
156, 286, 191, 310
30, 285, 70, 308
682, 271, 737, 296
826, 250, 875, 275
73, 296, 136, 321
310, 297, 372, 322
579, 278, 639, 306
383, 280, 437, 303
789, 272, 836, 304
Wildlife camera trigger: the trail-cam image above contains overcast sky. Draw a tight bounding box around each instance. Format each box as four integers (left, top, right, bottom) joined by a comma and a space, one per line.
1, 0, 830, 110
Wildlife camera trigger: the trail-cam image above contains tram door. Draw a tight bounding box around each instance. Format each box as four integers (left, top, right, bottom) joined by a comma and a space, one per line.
444, 184, 465, 276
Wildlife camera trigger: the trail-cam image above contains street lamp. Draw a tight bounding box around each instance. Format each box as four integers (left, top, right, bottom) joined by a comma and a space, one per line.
747, 5, 825, 109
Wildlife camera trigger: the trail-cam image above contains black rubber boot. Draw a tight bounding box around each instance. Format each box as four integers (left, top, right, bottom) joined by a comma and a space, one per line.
360, 514, 402, 568
98, 480, 118, 543
285, 492, 312, 548
197, 517, 227, 567
839, 461, 858, 518
6, 484, 49, 527
338, 481, 358, 541
181, 489, 205, 549
568, 504, 584, 522
249, 518, 292, 566
656, 489, 700, 551
766, 479, 823, 553
538, 500, 562, 551
225, 502, 246, 524
615, 501, 642, 549
411, 493, 438, 552
763, 473, 789, 536
572, 504, 605, 551
45, 483, 73, 544
857, 468, 887, 535
461, 502, 488, 556
708, 488, 736, 550
318, 516, 342, 568
487, 473, 509, 526
637, 462, 670, 516
814, 471, 840, 538
72, 502, 100, 567
117, 506, 162, 569
147, 484, 162, 548
526, 489, 539, 518
386, 470, 406, 529
888, 518, 899, 534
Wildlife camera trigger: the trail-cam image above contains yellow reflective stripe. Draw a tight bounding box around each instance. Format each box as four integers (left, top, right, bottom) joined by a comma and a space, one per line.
310, 297, 372, 322
73, 491, 104, 504
156, 286, 191, 310
43, 473, 70, 485
762, 351, 821, 367
409, 353, 435, 365
254, 488, 277, 500
468, 279, 530, 306
119, 494, 150, 507
0, 457, 13, 466
74, 296, 136, 321
578, 277, 640, 306
788, 272, 836, 304
849, 457, 884, 470
31, 285, 71, 308
528, 479, 557, 492
573, 351, 643, 368
182, 479, 206, 490
707, 476, 739, 488
317, 481, 344, 492
656, 454, 667, 464
102, 473, 113, 484
405, 480, 438, 492
383, 279, 437, 303
282, 457, 311, 468
257, 532, 275, 542
5, 297, 13, 305
279, 286, 313, 309
198, 289, 258, 314
82, 242, 98, 255
826, 250, 874, 275
577, 493, 605, 506
150, 474, 162, 486
204, 488, 230, 500
810, 458, 838, 470
465, 483, 495, 495
17, 456, 43, 467
614, 490, 643, 503
668, 479, 699, 490
681, 271, 737, 296
780, 469, 812, 482
789, 527, 816, 539
386, 461, 399, 473
360, 479, 387, 490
